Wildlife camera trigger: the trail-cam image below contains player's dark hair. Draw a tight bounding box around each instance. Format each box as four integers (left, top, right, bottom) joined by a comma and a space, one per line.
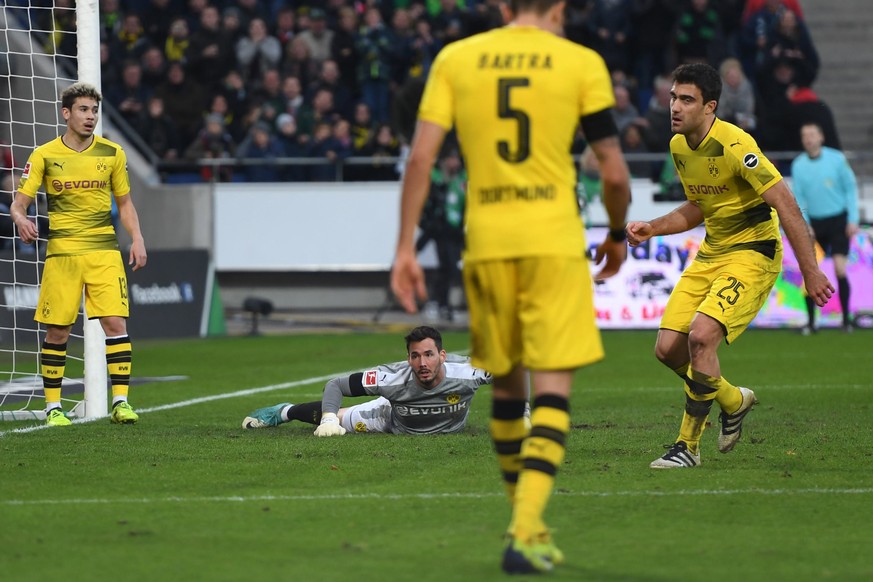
672, 63, 722, 112
61, 82, 102, 110
405, 326, 443, 352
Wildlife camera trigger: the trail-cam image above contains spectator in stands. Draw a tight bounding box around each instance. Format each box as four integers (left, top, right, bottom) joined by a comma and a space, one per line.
351, 102, 376, 153
142, 0, 179, 48
586, 0, 633, 73
275, 113, 307, 182
307, 121, 344, 182
251, 68, 285, 128
205, 93, 245, 143
217, 69, 251, 137
100, 0, 124, 41
740, 0, 787, 79
154, 61, 207, 149
765, 8, 819, 87
430, 0, 471, 45
274, 6, 297, 51
236, 17, 282, 84
232, 0, 269, 30
356, 7, 394, 123
742, 0, 804, 24
307, 59, 355, 121
283, 36, 319, 93
630, 0, 677, 92
785, 86, 841, 152
237, 121, 285, 182
620, 124, 653, 179
136, 96, 181, 161
140, 46, 168, 88
100, 41, 121, 89
115, 12, 151, 61
673, 0, 725, 66
331, 6, 360, 97
280, 75, 305, 120
354, 123, 402, 182
105, 60, 153, 129
297, 88, 339, 139
297, 8, 335, 66
640, 75, 673, 153
221, 7, 246, 51
331, 118, 355, 163
163, 16, 191, 64
187, 4, 233, 91
410, 16, 443, 80
718, 57, 757, 133
388, 8, 418, 86
755, 56, 796, 150
40, 0, 77, 58
184, 113, 236, 182
791, 122, 859, 334
612, 84, 644, 135
183, 0, 208, 33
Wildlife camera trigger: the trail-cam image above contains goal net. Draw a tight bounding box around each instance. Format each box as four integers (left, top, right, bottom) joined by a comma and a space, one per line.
0, 1, 106, 421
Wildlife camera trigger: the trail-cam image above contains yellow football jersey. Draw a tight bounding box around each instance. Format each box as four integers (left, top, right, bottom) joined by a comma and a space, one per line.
418, 25, 614, 261
18, 135, 130, 257
670, 118, 783, 269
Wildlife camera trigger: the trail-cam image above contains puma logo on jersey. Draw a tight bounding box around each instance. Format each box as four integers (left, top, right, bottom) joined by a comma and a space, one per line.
730, 140, 742, 147
53, 162, 66, 170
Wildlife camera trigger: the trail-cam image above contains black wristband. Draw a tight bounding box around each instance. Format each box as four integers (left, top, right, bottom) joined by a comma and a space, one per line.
608, 228, 627, 242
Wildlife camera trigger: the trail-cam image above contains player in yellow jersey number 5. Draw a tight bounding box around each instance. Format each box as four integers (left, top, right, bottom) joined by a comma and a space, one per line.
391, 1, 631, 574
11, 82, 147, 427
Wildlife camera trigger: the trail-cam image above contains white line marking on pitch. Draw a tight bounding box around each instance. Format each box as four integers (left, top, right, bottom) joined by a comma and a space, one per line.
2, 373, 870, 438
0, 371, 357, 437
2, 488, 872, 507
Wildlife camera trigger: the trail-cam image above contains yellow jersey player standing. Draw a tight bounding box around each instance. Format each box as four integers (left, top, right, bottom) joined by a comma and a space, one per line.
11, 82, 147, 427
391, 1, 631, 574
627, 64, 833, 469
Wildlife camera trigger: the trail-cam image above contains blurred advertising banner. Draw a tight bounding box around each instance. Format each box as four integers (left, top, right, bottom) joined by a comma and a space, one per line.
126, 249, 213, 339
587, 226, 873, 330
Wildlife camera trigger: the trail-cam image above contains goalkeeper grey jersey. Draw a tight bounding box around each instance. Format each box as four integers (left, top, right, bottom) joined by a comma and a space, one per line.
359, 354, 491, 435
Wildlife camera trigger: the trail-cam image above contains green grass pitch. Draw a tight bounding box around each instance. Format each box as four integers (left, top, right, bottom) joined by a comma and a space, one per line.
1, 329, 871, 581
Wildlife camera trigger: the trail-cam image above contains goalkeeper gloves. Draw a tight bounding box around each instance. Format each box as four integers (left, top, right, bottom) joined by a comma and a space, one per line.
313, 412, 347, 437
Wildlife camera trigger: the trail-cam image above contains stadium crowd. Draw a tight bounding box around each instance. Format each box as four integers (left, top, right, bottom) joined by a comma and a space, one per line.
30, 0, 832, 183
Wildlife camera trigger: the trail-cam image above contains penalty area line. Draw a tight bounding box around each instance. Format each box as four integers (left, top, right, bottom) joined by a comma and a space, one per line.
3, 487, 873, 507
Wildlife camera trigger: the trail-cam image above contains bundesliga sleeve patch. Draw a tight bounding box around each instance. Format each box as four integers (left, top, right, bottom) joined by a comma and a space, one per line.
363, 370, 379, 387
22, 162, 31, 178
743, 153, 759, 169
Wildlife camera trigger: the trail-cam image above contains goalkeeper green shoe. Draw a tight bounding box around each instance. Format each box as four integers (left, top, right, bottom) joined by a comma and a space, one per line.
110, 401, 139, 424
501, 533, 563, 574
45, 408, 72, 427
242, 403, 289, 429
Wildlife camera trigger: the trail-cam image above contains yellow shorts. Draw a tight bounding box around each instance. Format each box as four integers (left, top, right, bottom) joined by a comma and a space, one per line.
660, 258, 779, 344
463, 256, 604, 376
36, 251, 128, 326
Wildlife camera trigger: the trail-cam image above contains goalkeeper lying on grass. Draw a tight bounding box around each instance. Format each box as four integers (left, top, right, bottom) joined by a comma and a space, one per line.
243, 326, 493, 436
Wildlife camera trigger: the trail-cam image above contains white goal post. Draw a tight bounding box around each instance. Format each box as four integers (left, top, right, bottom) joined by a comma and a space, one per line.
0, 0, 107, 421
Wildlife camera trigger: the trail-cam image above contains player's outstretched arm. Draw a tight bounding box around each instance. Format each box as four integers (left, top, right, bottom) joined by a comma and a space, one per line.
314, 377, 352, 437
762, 181, 834, 307
588, 135, 631, 281
627, 201, 704, 247
391, 120, 446, 313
